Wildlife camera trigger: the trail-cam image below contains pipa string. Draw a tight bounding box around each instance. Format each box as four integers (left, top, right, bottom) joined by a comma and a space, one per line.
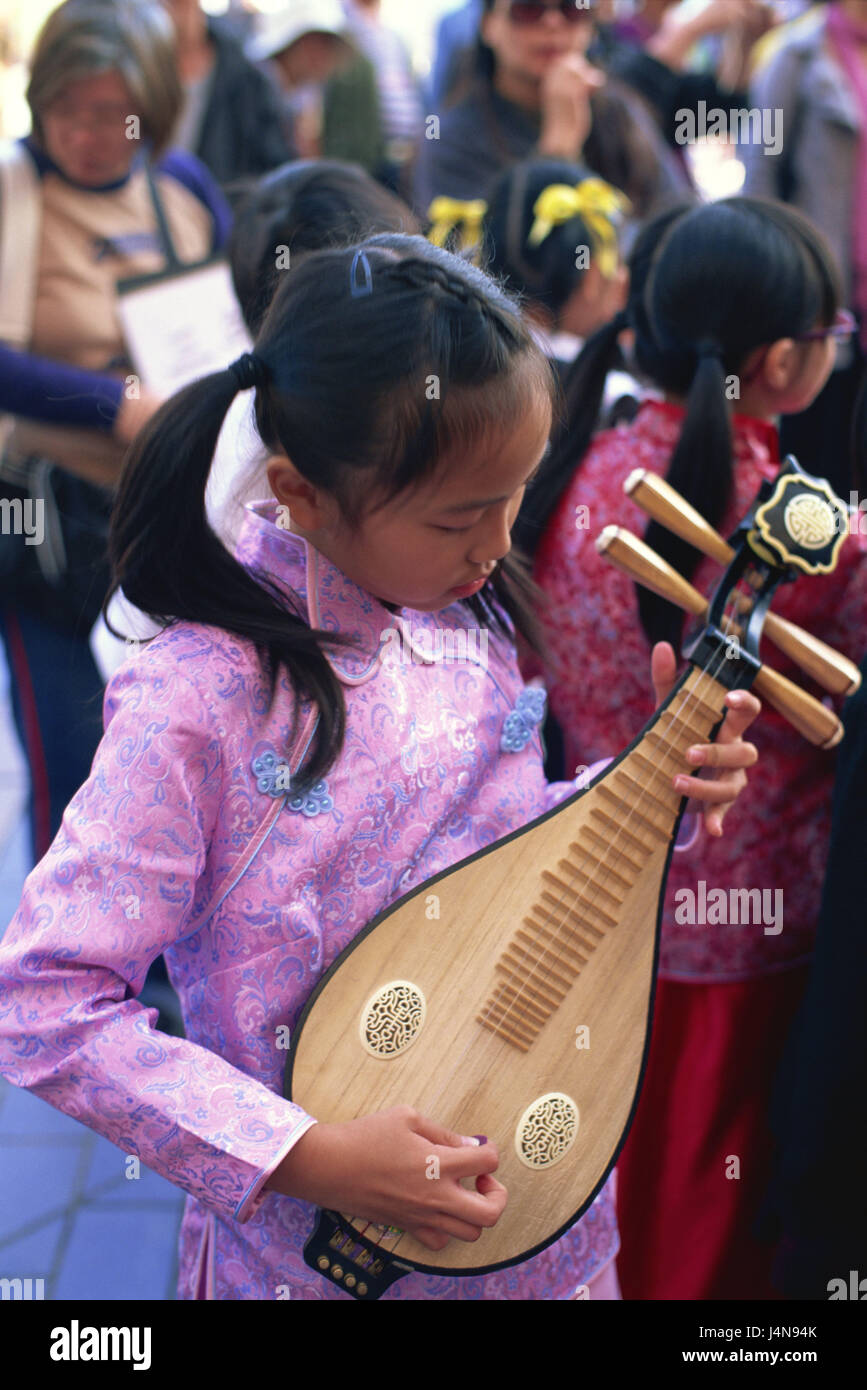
466, 624, 737, 1076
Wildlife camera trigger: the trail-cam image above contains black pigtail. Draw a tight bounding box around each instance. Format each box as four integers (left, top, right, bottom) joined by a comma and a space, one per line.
637, 352, 733, 650
104, 369, 351, 792
849, 363, 867, 499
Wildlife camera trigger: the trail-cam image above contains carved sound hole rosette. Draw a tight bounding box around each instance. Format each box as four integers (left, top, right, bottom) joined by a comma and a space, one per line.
359, 980, 426, 1059
515, 1092, 580, 1169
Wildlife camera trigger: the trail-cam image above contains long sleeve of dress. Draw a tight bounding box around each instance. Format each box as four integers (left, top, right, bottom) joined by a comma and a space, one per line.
0, 658, 316, 1224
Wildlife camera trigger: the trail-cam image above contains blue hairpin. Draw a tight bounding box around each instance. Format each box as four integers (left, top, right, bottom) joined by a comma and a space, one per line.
350, 248, 373, 299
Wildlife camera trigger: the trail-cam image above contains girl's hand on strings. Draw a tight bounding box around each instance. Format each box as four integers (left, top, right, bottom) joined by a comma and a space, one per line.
267, 1106, 507, 1251
650, 641, 760, 839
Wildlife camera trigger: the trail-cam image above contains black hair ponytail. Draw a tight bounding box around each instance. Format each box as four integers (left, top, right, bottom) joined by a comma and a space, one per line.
105, 367, 351, 792
635, 197, 841, 649
848, 362, 867, 500
637, 348, 732, 650
512, 308, 629, 556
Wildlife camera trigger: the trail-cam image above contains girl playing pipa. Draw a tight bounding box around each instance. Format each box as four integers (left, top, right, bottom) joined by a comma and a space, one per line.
0, 237, 760, 1300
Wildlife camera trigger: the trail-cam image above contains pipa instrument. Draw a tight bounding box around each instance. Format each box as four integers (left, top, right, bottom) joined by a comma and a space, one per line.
284, 458, 859, 1298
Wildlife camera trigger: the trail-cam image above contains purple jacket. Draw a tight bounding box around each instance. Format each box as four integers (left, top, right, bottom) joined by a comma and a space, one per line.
0, 499, 626, 1299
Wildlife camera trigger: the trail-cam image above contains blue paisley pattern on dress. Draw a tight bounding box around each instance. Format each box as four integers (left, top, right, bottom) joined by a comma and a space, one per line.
0, 497, 619, 1301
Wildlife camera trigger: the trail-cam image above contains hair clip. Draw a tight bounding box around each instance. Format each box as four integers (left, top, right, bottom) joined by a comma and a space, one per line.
350, 248, 373, 299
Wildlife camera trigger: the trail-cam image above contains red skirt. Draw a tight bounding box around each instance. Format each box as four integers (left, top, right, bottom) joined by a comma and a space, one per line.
615, 967, 809, 1301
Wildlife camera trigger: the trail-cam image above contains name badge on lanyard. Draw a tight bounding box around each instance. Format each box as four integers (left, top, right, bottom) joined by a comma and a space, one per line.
116, 161, 251, 396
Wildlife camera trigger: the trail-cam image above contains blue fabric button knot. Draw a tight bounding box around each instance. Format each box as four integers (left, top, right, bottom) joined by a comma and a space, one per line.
251, 750, 288, 797
500, 686, 547, 753
286, 780, 334, 818
251, 750, 333, 815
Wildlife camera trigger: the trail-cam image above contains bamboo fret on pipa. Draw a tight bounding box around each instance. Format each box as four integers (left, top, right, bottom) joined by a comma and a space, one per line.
285, 457, 854, 1299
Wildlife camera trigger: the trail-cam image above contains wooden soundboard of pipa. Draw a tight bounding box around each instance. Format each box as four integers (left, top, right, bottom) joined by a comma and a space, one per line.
288, 664, 727, 1273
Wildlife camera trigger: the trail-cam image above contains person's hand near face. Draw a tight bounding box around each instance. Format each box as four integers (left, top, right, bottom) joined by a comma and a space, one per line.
538, 50, 606, 162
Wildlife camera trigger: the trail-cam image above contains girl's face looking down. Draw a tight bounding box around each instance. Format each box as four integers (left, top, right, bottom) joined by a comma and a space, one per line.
267, 381, 553, 613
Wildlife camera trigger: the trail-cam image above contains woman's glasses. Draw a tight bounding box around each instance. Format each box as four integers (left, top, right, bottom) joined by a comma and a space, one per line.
506, 0, 597, 25
43, 99, 133, 132
796, 308, 856, 342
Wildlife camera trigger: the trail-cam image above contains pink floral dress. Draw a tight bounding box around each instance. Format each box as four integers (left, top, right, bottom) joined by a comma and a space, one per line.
0, 499, 623, 1299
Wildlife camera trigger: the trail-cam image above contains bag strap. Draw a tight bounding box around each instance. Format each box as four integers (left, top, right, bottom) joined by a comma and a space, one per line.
0, 140, 41, 348
143, 159, 182, 273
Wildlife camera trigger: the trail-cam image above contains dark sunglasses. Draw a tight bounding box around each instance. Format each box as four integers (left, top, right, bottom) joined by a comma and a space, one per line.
507, 0, 597, 24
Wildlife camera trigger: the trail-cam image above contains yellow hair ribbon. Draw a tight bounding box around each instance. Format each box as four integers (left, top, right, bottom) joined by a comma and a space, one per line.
427, 196, 488, 251
527, 179, 631, 279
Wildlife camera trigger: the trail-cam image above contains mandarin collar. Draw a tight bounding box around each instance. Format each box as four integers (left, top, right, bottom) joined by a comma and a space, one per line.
633, 399, 780, 472
233, 498, 481, 686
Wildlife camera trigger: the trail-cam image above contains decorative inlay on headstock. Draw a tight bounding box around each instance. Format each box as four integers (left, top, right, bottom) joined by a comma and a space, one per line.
749, 471, 848, 574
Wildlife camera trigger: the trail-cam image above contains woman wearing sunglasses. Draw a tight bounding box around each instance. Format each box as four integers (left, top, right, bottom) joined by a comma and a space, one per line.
413, 0, 689, 223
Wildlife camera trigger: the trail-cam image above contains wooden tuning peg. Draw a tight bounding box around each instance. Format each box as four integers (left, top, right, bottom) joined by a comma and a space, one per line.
624, 469, 861, 698
596, 526, 844, 748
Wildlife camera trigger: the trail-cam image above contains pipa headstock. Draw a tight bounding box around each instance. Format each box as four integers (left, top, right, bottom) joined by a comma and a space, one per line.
596, 457, 860, 748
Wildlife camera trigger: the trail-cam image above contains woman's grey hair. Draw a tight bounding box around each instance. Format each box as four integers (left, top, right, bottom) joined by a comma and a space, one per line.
27, 0, 182, 158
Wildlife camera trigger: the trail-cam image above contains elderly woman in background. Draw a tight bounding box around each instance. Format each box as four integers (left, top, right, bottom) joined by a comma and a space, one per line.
0, 0, 230, 864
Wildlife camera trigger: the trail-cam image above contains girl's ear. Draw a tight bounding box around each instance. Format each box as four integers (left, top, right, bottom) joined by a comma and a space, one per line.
567, 261, 628, 339
266, 455, 336, 532
761, 337, 799, 391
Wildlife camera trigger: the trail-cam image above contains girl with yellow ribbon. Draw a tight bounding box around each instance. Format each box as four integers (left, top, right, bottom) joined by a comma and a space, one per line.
480, 158, 630, 354
425, 196, 489, 254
